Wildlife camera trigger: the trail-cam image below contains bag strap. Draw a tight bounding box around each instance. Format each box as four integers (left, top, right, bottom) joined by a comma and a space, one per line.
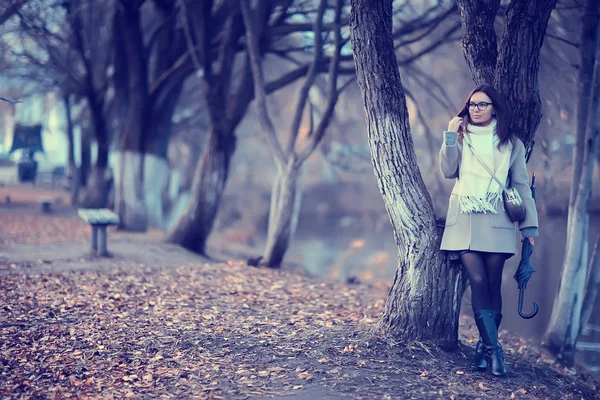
462, 134, 508, 191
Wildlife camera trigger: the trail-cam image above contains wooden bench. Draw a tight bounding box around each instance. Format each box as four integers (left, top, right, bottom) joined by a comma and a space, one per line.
77, 208, 120, 256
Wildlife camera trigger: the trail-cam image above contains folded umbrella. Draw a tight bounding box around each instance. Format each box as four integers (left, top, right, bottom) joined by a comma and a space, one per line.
513, 172, 539, 319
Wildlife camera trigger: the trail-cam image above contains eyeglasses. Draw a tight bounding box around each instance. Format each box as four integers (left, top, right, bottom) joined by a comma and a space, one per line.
468, 102, 493, 111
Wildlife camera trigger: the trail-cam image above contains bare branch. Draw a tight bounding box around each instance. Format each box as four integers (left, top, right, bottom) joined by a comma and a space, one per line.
0, 96, 22, 103
404, 64, 456, 115
396, 22, 461, 65
267, 18, 349, 36
297, 0, 344, 164
0, 0, 28, 26
546, 32, 579, 48
287, 0, 327, 154
240, 0, 286, 166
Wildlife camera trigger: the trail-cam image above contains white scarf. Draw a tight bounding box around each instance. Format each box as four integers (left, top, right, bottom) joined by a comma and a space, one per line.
454, 118, 512, 214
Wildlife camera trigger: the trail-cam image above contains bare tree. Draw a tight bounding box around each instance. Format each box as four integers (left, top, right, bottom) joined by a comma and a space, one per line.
169, 0, 460, 256
544, 0, 600, 362
349, 0, 467, 348
241, 0, 344, 267
4, 0, 113, 204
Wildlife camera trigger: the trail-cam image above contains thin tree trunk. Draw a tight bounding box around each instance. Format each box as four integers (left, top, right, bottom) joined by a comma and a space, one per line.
543, 44, 600, 364
567, 0, 599, 237
261, 159, 303, 267
80, 131, 91, 187
349, 0, 467, 349
166, 124, 237, 254
241, 0, 342, 268
581, 234, 600, 335
63, 94, 79, 205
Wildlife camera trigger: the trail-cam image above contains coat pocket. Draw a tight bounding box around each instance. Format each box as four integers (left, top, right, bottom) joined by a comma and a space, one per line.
490, 205, 516, 229
445, 194, 459, 226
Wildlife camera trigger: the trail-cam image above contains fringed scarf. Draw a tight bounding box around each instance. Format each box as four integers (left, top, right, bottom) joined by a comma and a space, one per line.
454, 118, 512, 214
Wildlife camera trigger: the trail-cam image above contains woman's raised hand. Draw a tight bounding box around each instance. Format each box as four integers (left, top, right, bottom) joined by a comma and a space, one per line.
447, 116, 464, 132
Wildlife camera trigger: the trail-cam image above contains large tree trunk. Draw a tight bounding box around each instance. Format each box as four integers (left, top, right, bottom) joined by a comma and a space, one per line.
349, 0, 467, 349
493, 0, 558, 151
144, 84, 183, 228
113, 2, 148, 231
543, 39, 600, 364
456, 0, 500, 86
167, 124, 237, 254
261, 159, 303, 267
81, 93, 110, 208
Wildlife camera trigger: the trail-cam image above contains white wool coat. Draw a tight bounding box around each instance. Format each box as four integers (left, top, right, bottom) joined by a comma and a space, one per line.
439, 137, 539, 256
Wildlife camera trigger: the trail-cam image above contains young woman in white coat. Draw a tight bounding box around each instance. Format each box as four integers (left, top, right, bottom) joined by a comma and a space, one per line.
439, 85, 539, 377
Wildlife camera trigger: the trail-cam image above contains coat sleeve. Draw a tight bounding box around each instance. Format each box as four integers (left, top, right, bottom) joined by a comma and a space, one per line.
439, 131, 460, 179
509, 140, 539, 232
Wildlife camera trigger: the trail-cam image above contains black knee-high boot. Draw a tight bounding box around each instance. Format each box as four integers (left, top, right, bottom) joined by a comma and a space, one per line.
470, 312, 502, 371
474, 310, 507, 377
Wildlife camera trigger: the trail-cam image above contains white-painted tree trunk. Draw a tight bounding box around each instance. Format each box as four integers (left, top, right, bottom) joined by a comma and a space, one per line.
143, 154, 170, 229
114, 151, 148, 232
261, 160, 303, 268
544, 212, 589, 363
544, 35, 600, 363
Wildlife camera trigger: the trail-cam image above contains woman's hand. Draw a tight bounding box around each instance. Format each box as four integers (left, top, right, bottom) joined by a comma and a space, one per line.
447, 116, 464, 132
521, 236, 535, 246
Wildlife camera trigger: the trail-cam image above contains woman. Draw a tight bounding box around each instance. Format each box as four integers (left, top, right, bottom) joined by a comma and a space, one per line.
439, 85, 539, 377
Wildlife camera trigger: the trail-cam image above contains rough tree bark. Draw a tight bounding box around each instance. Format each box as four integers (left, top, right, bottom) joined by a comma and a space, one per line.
456, 0, 500, 86
544, 37, 600, 364
349, 0, 467, 349
493, 0, 558, 152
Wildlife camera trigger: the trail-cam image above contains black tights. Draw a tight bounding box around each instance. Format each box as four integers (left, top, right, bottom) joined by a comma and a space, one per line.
460, 251, 508, 315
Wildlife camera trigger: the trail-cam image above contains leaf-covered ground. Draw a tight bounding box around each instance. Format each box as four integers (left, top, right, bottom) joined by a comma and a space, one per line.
1, 188, 599, 399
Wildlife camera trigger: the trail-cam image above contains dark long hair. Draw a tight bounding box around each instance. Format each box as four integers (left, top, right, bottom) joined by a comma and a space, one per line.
457, 85, 513, 148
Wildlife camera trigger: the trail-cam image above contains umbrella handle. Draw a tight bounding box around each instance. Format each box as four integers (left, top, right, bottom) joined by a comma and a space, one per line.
518, 288, 539, 319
